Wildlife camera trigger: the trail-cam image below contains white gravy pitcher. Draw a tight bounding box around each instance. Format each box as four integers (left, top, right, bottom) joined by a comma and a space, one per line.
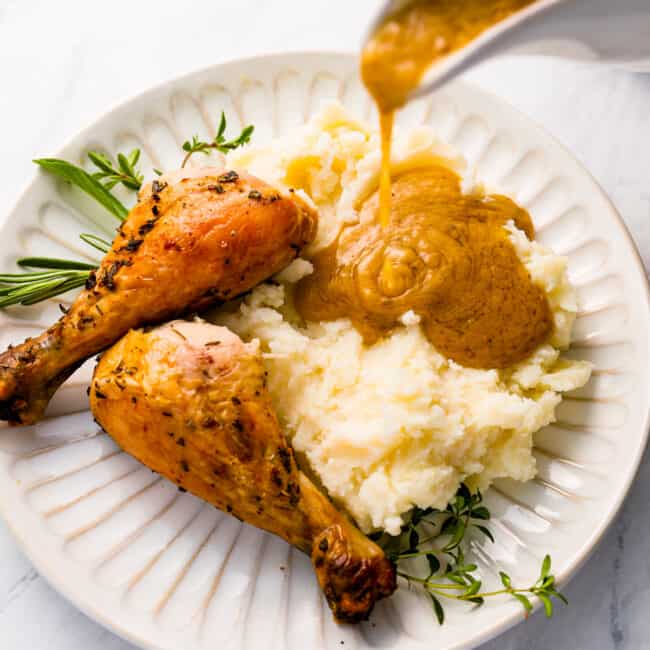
367, 0, 650, 102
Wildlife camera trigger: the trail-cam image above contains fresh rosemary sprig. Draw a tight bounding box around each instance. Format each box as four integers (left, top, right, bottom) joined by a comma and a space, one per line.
380, 485, 567, 625
3, 152, 131, 307
12, 257, 96, 270
2, 110, 252, 308
79, 233, 111, 254
0, 258, 95, 307
88, 149, 144, 191
3, 151, 133, 306
33, 158, 129, 221
181, 112, 254, 167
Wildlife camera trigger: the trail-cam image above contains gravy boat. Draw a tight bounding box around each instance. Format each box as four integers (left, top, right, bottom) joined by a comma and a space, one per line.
366, 0, 650, 101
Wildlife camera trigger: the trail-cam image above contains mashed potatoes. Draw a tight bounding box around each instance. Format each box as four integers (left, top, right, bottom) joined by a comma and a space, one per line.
214, 103, 592, 534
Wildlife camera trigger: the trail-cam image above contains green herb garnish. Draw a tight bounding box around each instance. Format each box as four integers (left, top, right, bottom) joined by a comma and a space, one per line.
79, 233, 111, 254
1, 111, 253, 308
0, 262, 92, 307
10, 257, 96, 271
88, 149, 144, 191
33, 158, 129, 221
181, 112, 254, 167
379, 484, 567, 625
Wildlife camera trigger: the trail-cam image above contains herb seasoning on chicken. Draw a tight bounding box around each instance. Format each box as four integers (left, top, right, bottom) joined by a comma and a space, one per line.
0, 166, 317, 424
90, 319, 396, 622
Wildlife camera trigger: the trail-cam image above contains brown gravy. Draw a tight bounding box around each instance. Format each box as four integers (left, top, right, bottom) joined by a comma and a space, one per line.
361, 0, 536, 115
295, 166, 552, 369
361, 0, 536, 224
295, 0, 552, 369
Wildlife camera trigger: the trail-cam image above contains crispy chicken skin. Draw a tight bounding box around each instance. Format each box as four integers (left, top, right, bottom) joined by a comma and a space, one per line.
90, 320, 396, 623
0, 167, 317, 424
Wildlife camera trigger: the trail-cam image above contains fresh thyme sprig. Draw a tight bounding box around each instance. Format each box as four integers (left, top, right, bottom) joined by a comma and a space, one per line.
400, 551, 565, 625
181, 112, 254, 167
2, 110, 252, 308
380, 485, 567, 625
88, 149, 144, 191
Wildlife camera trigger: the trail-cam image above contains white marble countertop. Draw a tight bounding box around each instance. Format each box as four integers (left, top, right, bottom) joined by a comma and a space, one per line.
0, 1, 648, 648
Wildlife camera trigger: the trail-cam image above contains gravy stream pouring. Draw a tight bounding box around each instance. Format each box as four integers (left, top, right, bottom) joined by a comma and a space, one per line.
296, 0, 554, 368
360, 0, 536, 224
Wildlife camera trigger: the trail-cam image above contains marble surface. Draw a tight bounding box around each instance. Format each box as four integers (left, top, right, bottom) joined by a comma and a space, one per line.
0, 0, 649, 648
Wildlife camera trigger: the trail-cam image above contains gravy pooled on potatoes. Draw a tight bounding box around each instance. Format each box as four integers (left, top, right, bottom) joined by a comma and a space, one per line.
295, 165, 553, 369
294, 0, 551, 368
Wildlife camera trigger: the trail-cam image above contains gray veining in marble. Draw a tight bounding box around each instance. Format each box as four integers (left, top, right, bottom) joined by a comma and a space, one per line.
0, 1, 648, 648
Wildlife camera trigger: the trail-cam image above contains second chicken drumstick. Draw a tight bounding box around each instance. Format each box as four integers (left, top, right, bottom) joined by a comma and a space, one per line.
90, 319, 396, 622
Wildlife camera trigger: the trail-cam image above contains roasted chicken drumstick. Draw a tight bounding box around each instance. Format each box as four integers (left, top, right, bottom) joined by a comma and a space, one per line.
0, 167, 317, 424
90, 319, 396, 622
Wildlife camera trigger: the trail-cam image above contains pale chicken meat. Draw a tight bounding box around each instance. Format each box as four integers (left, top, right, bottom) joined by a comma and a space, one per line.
90, 319, 396, 622
0, 167, 317, 424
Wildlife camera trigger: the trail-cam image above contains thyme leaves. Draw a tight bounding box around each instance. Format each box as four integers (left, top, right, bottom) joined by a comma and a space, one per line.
181, 112, 254, 167
380, 485, 567, 624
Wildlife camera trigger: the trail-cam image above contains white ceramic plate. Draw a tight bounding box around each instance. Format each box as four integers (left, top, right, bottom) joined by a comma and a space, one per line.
0, 52, 648, 650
